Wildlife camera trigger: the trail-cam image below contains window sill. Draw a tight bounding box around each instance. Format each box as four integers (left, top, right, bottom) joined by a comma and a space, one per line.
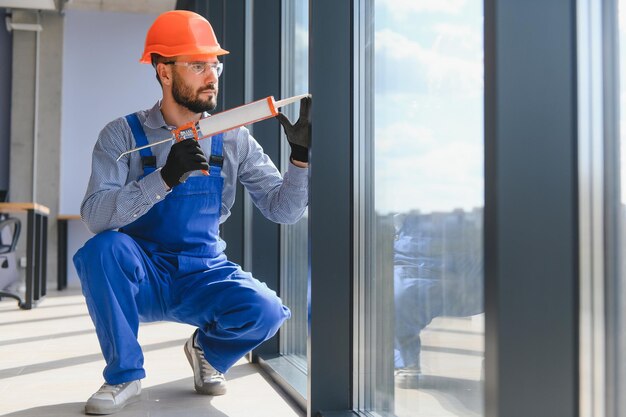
256, 353, 307, 412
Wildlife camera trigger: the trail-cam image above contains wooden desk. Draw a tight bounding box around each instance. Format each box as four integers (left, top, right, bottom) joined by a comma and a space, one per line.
57, 214, 81, 291
0, 203, 50, 309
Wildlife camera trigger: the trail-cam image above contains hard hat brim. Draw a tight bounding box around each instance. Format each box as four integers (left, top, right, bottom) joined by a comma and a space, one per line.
140, 46, 230, 64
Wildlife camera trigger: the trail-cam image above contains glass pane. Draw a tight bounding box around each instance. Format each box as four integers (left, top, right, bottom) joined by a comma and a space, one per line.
614, 1, 626, 414
363, 1, 485, 415
279, 0, 309, 372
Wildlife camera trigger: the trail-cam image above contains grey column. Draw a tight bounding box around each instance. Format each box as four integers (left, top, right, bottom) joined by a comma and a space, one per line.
484, 1, 578, 416
178, 0, 248, 266
206, 0, 247, 268
309, 0, 354, 415
9, 10, 63, 289
249, 0, 282, 356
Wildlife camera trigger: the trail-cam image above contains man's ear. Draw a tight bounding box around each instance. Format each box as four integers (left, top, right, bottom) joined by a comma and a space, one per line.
157, 63, 173, 87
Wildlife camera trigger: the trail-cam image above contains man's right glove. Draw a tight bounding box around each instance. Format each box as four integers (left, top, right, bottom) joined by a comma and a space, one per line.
160, 139, 209, 189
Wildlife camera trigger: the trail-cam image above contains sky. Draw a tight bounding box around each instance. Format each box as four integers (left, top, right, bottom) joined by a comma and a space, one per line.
374, 0, 484, 215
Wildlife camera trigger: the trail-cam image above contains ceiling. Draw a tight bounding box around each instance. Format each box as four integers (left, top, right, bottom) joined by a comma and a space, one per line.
63, 0, 175, 13
0, 0, 176, 13
0, 0, 56, 10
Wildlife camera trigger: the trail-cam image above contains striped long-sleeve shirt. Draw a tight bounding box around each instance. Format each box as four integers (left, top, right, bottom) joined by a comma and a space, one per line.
80, 101, 309, 234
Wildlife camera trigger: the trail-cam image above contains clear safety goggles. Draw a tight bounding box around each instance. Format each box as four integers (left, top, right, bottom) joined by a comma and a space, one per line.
165, 61, 223, 77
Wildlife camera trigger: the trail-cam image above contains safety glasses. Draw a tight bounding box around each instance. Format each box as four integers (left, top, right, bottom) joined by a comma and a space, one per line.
165, 61, 223, 77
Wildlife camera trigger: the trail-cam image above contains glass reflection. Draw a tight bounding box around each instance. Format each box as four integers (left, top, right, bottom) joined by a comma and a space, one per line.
279, 0, 309, 369
616, 1, 626, 415
394, 210, 483, 387
366, 0, 485, 415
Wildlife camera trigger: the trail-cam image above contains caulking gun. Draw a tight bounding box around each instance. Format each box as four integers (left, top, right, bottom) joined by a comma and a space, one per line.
116, 93, 311, 164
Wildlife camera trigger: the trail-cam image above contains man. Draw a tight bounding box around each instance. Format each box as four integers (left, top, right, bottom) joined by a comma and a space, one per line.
393, 212, 483, 388
73, 10, 310, 415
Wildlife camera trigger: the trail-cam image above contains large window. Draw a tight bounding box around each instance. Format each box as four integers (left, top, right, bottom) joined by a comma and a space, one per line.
617, 3, 626, 413
608, 0, 626, 414
279, 0, 309, 372
358, 1, 485, 415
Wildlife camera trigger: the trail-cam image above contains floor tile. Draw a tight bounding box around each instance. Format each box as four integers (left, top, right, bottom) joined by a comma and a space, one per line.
0, 290, 304, 417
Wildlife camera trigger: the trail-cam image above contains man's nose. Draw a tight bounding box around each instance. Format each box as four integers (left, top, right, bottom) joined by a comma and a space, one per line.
204, 68, 218, 83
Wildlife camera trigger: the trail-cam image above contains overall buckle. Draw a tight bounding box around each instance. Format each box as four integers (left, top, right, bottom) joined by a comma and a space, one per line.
209, 155, 224, 167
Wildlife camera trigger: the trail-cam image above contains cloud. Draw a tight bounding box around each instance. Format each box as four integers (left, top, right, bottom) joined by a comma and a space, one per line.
375, 121, 435, 154
375, 28, 483, 97
380, 0, 468, 18
373, 116, 484, 214
431, 22, 482, 53
370, 2, 484, 213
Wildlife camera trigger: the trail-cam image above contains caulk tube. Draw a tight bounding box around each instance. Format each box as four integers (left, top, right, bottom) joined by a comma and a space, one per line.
195, 93, 310, 137
196, 97, 278, 137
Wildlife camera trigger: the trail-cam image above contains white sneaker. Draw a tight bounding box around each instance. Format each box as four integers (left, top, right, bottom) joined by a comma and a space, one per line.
85, 380, 141, 415
395, 367, 423, 389
184, 331, 227, 395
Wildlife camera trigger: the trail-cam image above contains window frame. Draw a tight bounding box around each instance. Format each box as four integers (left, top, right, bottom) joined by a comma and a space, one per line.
484, 1, 579, 416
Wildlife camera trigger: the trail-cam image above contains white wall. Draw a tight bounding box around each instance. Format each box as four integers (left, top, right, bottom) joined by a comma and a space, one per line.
60, 8, 161, 214
0, 11, 11, 192
60, 9, 162, 286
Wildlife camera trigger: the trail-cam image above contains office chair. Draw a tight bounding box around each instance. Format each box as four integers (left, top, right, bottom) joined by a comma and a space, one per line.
0, 190, 24, 308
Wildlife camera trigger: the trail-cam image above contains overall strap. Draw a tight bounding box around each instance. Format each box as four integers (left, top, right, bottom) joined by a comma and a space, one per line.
208, 133, 224, 177
124, 113, 156, 177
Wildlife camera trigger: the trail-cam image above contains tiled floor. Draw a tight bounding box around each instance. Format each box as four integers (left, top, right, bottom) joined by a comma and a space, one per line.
0, 289, 304, 417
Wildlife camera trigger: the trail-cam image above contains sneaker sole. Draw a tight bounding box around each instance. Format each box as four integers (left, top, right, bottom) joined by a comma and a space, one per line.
85, 393, 140, 415
184, 341, 227, 396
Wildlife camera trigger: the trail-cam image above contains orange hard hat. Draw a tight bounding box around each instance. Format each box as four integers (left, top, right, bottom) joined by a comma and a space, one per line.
140, 10, 229, 64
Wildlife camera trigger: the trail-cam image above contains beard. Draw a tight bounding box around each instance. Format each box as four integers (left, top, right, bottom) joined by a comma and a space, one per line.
171, 71, 218, 113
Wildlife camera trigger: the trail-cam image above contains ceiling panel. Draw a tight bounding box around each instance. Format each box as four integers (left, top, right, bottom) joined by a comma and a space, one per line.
0, 0, 56, 10
64, 0, 175, 14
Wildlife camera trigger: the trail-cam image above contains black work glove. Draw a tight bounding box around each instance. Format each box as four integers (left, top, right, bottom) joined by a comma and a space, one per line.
160, 139, 209, 189
276, 96, 311, 163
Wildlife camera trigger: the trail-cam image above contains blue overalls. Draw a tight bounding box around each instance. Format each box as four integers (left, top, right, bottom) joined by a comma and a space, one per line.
74, 114, 291, 385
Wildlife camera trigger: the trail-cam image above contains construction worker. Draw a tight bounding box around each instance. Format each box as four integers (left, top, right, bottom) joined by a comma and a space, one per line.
73, 10, 310, 415
393, 212, 483, 388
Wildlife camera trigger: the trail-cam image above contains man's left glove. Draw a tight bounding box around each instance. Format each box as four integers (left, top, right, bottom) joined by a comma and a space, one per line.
276, 96, 311, 163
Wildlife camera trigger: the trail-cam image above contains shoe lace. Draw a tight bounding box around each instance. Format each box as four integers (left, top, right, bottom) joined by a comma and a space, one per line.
201, 361, 224, 378
395, 367, 421, 377
195, 345, 224, 381
97, 383, 126, 395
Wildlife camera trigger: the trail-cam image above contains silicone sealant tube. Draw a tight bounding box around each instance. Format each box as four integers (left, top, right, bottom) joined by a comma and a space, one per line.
196, 97, 278, 138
